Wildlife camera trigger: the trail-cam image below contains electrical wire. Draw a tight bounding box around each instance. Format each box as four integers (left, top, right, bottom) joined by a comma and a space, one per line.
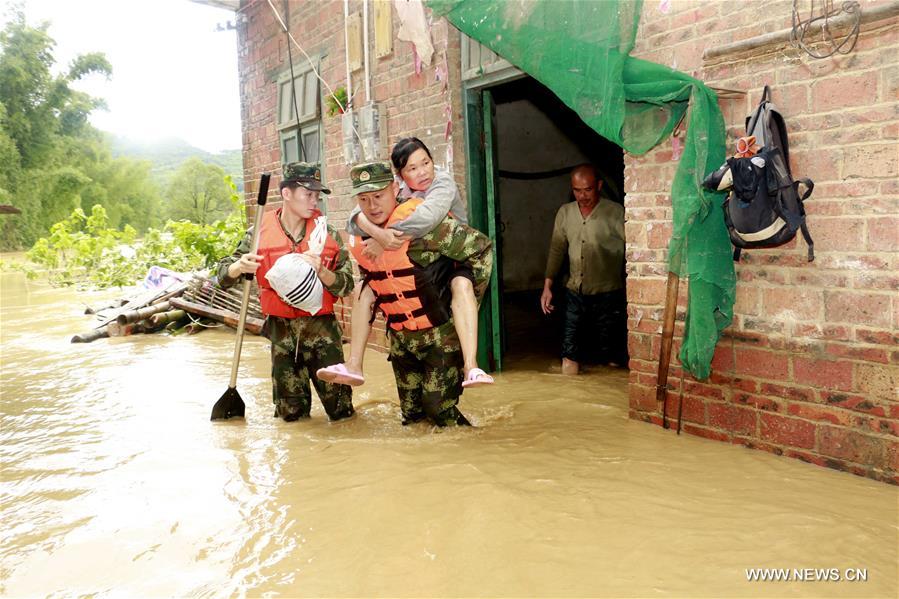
790, 0, 862, 59
266, 0, 362, 162
285, 23, 305, 162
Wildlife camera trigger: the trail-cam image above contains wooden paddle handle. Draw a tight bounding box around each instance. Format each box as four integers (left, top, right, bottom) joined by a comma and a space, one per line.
656, 272, 680, 420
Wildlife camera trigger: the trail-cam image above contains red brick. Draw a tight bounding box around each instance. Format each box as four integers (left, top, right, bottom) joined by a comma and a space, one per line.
786, 402, 851, 426
818, 426, 887, 464
663, 393, 705, 425
683, 381, 725, 401
628, 332, 654, 361
760, 287, 823, 322
708, 403, 757, 436
823, 291, 892, 328
627, 278, 667, 306
760, 382, 816, 403
792, 356, 853, 391
868, 217, 899, 251
760, 413, 817, 449
630, 384, 658, 413
824, 343, 890, 364
811, 71, 879, 112
732, 378, 759, 393
734, 347, 789, 379
732, 391, 781, 412
681, 423, 732, 443
853, 272, 899, 292
793, 323, 852, 342
842, 144, 899, 179
788, 270, 849, 288
809, 218, 865, 253
710, 344, 735, 373
817, 254, 890, 271
821, 392, 888, 417
850, 415, 899, 438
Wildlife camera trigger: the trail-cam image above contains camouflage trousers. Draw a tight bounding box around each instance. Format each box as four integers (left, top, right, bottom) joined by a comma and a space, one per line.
388, 320, 470, 427
263, 315, 354, 422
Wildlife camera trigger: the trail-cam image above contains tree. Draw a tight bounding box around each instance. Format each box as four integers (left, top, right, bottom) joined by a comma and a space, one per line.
0, 10, 163, 249
164, 157, 233, 225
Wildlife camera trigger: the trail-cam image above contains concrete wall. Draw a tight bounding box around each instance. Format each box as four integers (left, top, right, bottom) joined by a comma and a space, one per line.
495, 99, 587, 292
626, 0, 898, 484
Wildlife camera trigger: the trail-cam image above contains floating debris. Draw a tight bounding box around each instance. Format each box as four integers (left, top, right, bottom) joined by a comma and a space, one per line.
73, 270, 265, 342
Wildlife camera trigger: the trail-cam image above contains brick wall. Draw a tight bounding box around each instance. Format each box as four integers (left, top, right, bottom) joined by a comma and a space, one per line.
627, 0, 898, 483
236, 0, 465, 350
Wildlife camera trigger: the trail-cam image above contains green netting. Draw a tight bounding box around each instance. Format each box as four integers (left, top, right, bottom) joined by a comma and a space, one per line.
428, 0, 735, 380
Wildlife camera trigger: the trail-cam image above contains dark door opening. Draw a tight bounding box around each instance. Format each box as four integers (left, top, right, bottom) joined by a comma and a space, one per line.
487, 77, 626, 369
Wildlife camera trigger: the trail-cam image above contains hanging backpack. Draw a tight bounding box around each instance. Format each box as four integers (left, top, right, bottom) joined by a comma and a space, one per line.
708, 86, 815, 262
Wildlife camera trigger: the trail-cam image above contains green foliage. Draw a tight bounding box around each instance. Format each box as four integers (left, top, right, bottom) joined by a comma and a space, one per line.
163, 157, 234, 225
325, 86, 348, 117
21, 177, 246, 289
0, 10, 163, 251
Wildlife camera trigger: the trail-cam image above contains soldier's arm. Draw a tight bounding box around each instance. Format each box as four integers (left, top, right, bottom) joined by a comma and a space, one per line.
321, 226, 355, 298
214, 229, 254, 289
434, 218, 493, 302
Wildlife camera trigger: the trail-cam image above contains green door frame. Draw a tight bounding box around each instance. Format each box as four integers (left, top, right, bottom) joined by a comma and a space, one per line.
464, 87, 503, 372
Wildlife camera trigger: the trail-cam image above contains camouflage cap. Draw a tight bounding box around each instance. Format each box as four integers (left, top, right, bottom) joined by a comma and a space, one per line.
282, 161, 331, 194
350, 160, 395, 195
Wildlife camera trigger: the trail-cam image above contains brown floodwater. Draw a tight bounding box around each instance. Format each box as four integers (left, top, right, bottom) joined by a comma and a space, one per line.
1, 267, 897, 598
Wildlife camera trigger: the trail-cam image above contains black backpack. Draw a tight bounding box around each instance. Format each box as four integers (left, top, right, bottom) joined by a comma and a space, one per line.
708, 86, 814, 262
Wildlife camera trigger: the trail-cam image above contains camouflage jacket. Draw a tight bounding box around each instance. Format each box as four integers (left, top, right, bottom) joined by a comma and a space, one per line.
357, 214, 493, 302
215, 220, 355, 299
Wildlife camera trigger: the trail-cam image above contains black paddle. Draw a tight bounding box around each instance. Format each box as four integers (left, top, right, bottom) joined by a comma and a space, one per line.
211, 173, 270, 421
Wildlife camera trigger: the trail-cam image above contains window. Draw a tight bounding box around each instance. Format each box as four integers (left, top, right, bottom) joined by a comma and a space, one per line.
276, 67, 321, 164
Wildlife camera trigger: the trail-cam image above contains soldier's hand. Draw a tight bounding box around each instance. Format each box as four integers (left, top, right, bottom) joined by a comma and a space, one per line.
540, 287, 554, 315
299, 252, 323, 275
382, 229, 407, 250
228, 253, 262, 278
362, 238, 385, 260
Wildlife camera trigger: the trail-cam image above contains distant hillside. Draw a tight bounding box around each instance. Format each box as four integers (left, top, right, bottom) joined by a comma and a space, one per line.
107, 135, 244, 192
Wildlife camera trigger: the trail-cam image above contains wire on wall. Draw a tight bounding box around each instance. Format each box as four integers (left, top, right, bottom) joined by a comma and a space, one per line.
790, 0, 862, 59
266, 0, 362, 160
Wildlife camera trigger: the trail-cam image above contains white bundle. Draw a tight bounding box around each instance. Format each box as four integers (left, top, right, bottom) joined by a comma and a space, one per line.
264, 253, 323, 314
307, 215, 328, 256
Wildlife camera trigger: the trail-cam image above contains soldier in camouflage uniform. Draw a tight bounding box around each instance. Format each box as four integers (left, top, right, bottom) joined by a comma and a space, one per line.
329, 161, 492, 426
216, 162, 355, 422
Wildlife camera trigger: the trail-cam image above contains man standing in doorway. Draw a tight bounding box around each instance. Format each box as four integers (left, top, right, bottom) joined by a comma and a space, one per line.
540, 164, 627, 374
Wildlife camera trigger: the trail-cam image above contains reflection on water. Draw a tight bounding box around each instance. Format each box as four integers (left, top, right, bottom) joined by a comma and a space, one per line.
1, 269, 897, 598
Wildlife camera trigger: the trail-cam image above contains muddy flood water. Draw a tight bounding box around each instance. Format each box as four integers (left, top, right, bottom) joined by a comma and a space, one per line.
1, 269, 897, 598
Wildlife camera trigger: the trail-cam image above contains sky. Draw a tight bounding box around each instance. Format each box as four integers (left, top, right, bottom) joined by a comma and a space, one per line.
6, 0, 242, 153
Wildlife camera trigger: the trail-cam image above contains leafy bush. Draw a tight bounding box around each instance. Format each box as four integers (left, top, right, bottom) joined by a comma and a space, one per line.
19, 177, 247, 289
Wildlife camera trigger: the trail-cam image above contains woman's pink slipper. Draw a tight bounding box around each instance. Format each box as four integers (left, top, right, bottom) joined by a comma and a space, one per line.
461, 368, 494, 389
316, 363, 365, 386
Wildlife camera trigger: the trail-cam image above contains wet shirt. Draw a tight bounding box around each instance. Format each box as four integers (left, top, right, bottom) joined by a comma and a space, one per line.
545, 197, 625, 295
347, 169, 468, 238
215, 218, 355, 299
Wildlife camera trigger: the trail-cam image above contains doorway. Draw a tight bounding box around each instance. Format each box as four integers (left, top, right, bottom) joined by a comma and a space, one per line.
465, 76, 626, 371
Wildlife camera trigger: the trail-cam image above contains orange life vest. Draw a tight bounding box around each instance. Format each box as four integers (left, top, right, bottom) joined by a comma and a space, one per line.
256, 208, 339, 318
350, 199, 453, 331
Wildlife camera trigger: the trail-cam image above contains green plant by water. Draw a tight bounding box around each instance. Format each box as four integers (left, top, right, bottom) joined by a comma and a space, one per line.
9, 176, 247, 289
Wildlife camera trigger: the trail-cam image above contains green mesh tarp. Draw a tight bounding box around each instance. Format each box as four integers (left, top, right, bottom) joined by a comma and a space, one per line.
428, 0, 735, 380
